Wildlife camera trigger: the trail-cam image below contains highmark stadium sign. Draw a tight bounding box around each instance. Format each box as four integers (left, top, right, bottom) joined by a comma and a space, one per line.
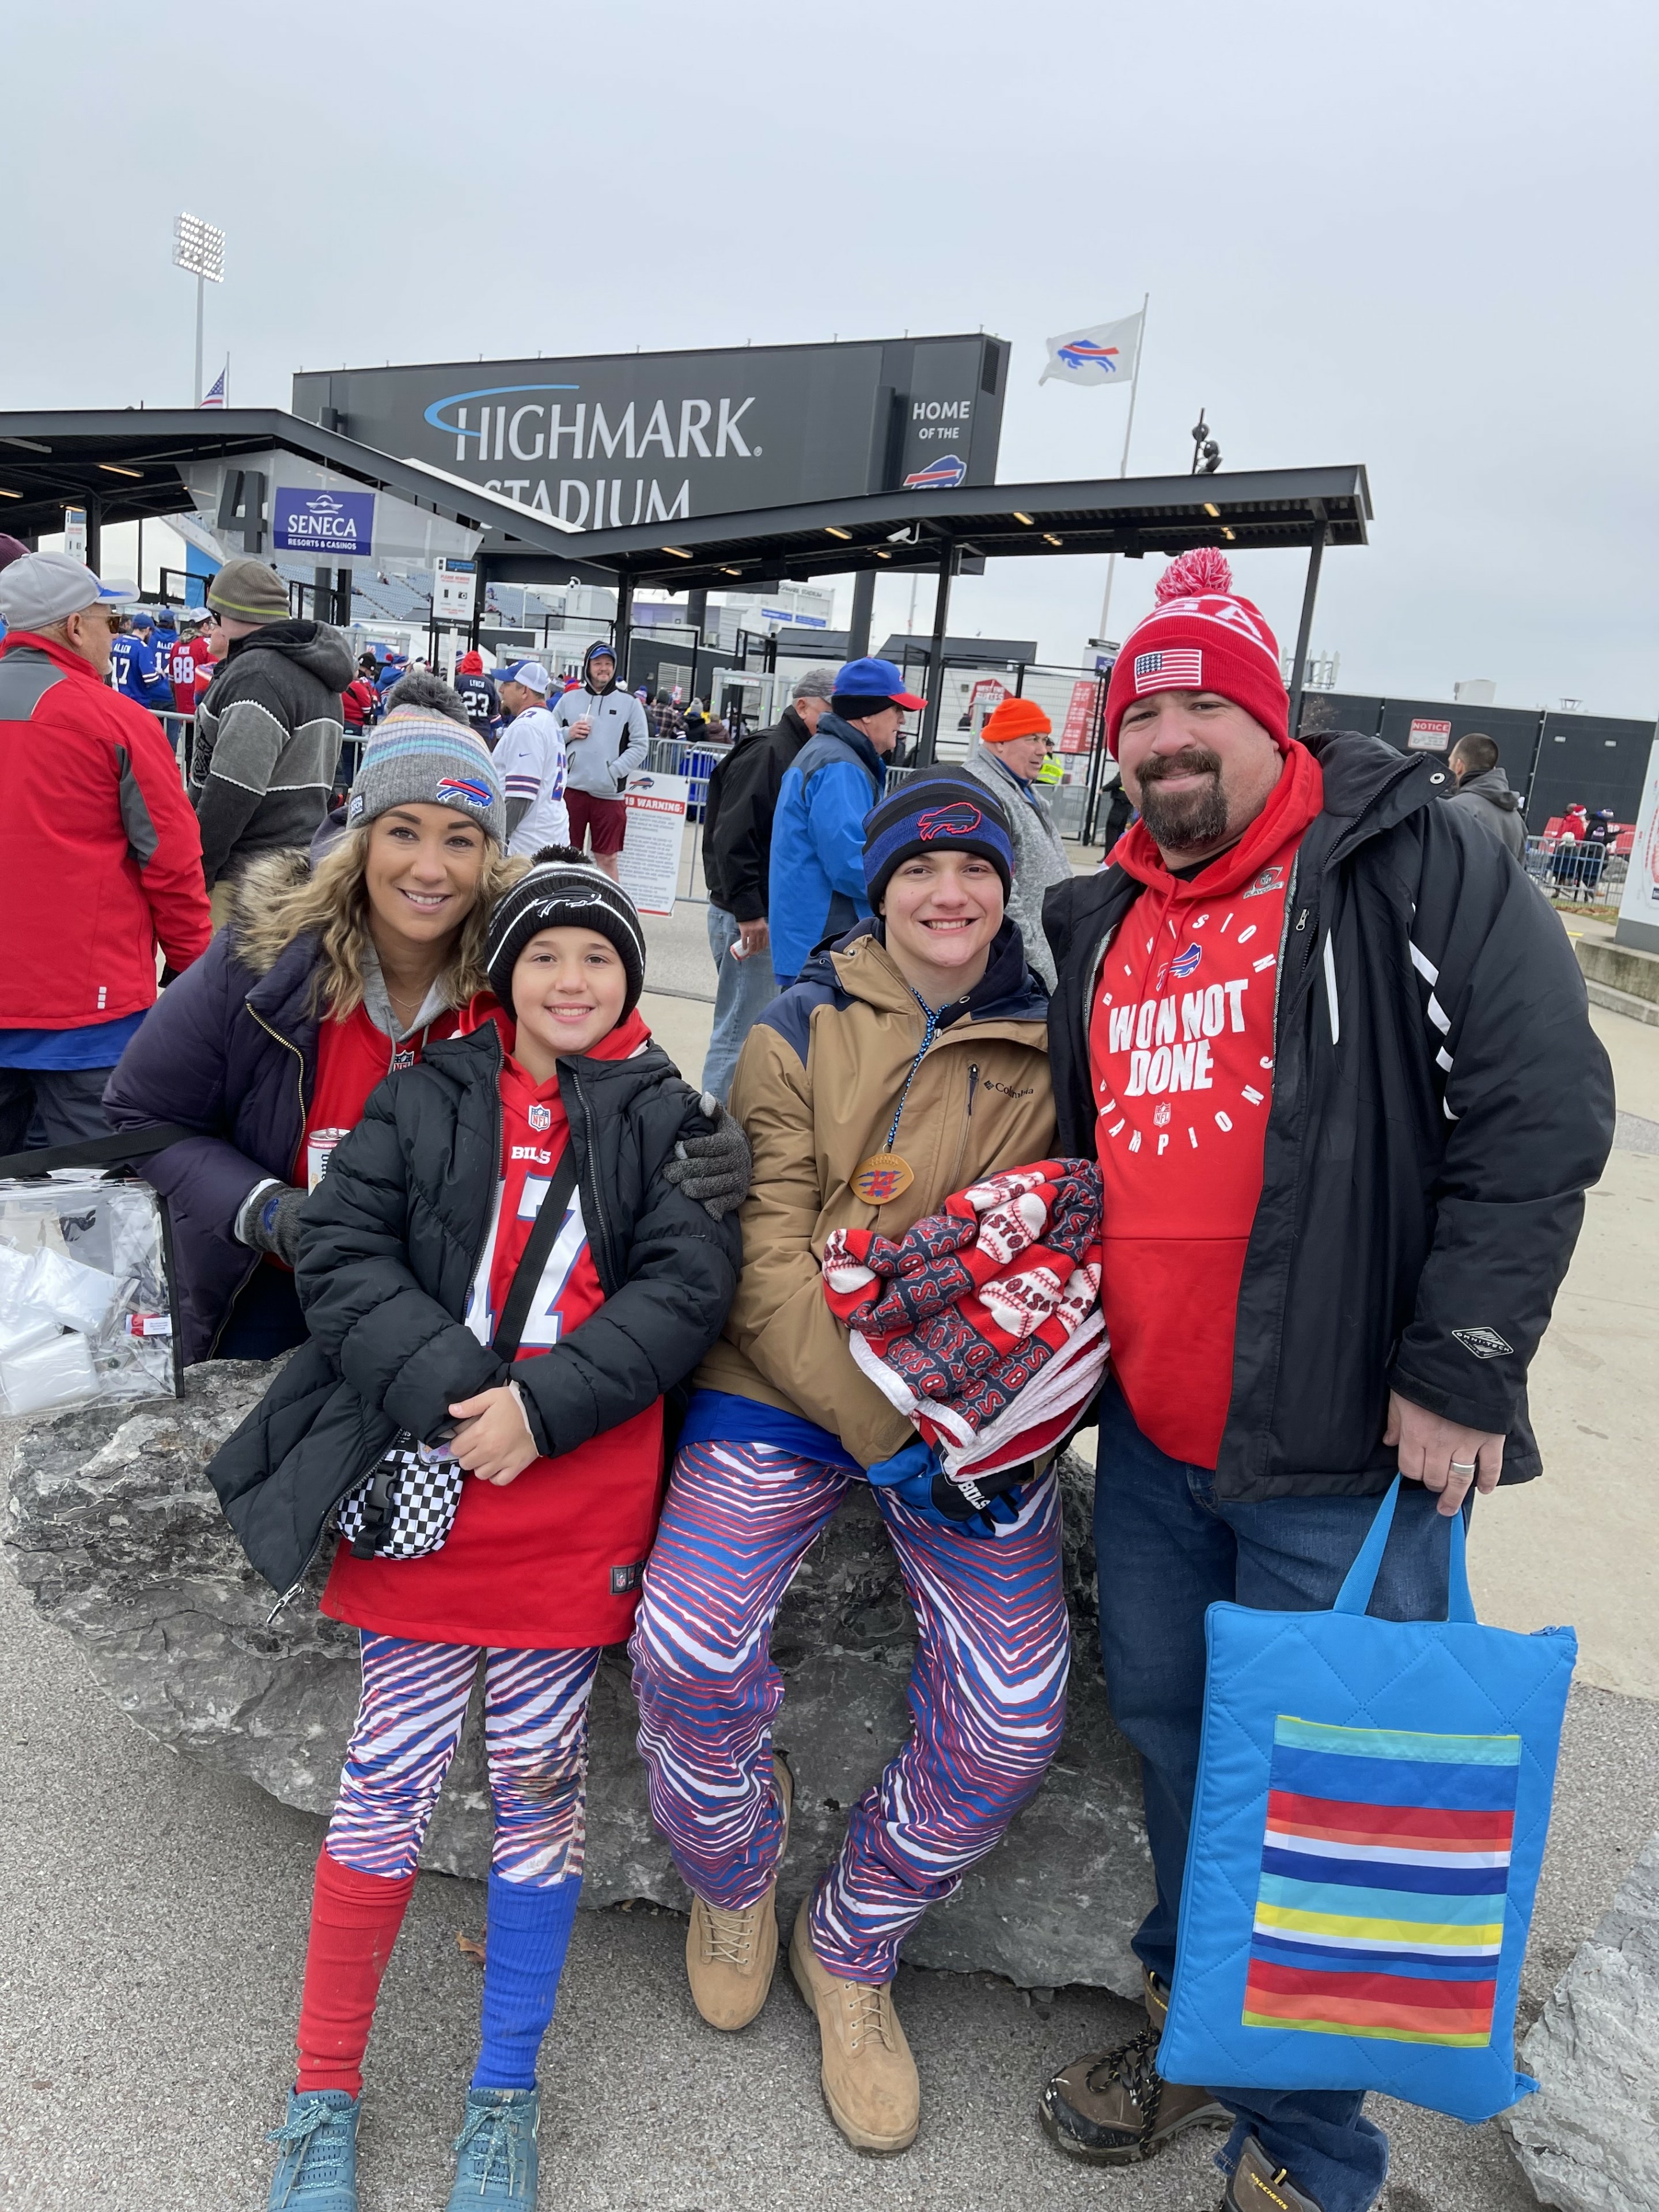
291, 335, 1007, 529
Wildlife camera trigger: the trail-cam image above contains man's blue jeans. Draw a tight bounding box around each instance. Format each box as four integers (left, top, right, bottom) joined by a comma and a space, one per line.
1093, 1377, 1462, 2212
699, 905, 778, 1104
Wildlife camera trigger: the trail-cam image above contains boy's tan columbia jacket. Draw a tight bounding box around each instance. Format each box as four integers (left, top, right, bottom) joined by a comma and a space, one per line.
696, 922, 1056, 1469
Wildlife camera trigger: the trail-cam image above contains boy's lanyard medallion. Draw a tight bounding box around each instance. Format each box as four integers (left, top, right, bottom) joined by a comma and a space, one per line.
850, 985, 967, 1207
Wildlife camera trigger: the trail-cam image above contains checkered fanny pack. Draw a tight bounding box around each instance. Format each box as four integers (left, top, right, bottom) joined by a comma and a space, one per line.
331, 1145, 581, 1563
335, 1438, 467, 1559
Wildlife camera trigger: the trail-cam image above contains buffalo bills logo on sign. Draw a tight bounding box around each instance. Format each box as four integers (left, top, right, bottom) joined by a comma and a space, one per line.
1244, 865, 1286, 899
1056, 339, 1122, 373
1453, 1326, 1514, 1360
528, 1103, 552, 1133
435, 776, 493, 811
918, 801, 983, 841
903, 453, 968, 491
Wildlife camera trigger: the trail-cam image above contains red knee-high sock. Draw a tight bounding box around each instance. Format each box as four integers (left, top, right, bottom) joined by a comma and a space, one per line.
294, 1849, 418, 2094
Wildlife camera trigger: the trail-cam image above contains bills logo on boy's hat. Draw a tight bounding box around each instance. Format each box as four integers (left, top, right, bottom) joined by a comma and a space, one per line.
919, 801, 984, 841
436, 776, 493, 810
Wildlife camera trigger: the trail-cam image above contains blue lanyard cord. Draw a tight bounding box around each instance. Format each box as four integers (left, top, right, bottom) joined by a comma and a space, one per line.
878, 985, 968, 1157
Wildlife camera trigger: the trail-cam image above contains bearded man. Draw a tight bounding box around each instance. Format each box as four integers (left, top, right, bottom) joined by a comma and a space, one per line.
1035, 550, 1612, 2212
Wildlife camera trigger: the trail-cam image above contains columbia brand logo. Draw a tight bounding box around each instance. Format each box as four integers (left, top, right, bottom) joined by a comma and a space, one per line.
1453, 1326, 1513, 1360
610, 1560, 646, 1593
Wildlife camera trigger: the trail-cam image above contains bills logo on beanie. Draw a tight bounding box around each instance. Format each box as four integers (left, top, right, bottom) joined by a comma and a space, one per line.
862, 774, 1015, 911
919, 801, 985, 842
1105, 548, 1289, 756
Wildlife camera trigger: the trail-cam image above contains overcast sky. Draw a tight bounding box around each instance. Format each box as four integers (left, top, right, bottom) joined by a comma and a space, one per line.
3, 1, 1656, 715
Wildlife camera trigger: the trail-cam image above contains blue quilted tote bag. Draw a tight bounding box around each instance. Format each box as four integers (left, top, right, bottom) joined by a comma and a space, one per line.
1157, 1478, 1575, 2123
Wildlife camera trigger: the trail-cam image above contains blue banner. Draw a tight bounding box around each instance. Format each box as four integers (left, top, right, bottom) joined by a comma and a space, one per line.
272, 486, 376, 558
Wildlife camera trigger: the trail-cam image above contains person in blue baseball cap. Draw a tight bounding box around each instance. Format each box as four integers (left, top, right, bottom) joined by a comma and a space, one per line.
766, 657, 927, 986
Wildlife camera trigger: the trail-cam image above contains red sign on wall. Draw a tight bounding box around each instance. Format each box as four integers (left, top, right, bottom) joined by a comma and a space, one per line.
1059, 679, 1100, 752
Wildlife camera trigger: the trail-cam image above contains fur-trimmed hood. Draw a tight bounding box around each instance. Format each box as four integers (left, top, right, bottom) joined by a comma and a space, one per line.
222, 849, 314, 976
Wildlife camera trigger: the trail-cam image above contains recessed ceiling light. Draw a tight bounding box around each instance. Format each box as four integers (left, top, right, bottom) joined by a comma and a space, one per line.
1202, 502, 1220, 518
661, 546, 692, 559
1012, 512, 1034, 526
99, 463, 143, 479
0, 486, 20, 500
1043, 533, 1062, 547
825, 525, 851, 541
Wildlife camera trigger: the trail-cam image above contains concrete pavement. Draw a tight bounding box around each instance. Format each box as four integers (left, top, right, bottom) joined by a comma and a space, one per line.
2, 1558, 1656, 2210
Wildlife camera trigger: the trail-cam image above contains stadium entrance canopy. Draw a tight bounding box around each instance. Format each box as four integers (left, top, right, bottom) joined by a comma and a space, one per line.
0, 408, 1369, 756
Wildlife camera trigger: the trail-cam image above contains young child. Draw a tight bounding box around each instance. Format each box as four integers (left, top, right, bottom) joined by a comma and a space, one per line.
209, 849, 742, 2211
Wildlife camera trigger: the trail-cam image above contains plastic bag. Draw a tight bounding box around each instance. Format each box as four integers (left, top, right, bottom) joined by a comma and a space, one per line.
0, 1171, 179, 1418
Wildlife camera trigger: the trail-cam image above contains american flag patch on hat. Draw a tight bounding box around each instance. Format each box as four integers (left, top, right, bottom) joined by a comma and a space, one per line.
1134, 648, 1203, 694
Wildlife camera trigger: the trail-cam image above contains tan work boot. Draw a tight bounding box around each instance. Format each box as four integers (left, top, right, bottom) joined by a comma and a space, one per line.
684, 1752, 793, 2031
1037, 1968, 1229, 2164
788, 1901, 920, 2155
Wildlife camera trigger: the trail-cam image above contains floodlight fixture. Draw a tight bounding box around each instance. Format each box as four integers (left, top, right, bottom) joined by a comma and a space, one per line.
173, 212, 225, 283
174, 213, 226, 406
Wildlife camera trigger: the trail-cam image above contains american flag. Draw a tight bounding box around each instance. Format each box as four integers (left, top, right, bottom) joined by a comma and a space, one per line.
199, 362, 228, 408
1134, 647, 1202, 694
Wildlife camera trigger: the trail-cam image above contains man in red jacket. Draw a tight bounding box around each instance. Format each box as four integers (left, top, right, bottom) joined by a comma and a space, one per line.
0, 552, 213, 1151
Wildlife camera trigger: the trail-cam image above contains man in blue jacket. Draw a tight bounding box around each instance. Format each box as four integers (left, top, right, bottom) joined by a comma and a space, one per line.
110, 611, 175, 714
767, 657, 924, 986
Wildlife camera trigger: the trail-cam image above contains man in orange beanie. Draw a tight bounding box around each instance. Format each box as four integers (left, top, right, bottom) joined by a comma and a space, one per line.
963, 692, 1071, 986
1033, 549, 1612, 2211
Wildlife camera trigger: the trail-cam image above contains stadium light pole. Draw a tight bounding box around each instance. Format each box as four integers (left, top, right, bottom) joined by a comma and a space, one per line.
173, 214, 225, 406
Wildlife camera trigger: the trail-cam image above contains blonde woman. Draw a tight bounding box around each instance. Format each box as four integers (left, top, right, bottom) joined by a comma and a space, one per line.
106, 691, 518, 1363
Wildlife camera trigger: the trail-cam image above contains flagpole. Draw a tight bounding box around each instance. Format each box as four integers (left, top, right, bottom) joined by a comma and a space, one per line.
1095, 291, 1149, 649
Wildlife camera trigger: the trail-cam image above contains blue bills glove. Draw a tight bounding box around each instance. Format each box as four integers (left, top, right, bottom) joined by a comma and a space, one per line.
865, 1440, 1026, 1539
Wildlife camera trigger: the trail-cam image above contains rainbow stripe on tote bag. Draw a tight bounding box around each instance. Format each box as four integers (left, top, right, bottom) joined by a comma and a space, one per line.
1157, 1480, 1574, 2123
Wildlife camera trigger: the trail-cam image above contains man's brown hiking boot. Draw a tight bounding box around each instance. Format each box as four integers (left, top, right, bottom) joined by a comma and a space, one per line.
1219, 2134, 1325, 2210
1037, 1968, 1229, 2164
684, 1752, 793, 2030
788, 1902, 920, 2154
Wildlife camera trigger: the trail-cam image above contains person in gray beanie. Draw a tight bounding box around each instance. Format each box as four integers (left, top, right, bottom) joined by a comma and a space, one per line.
104, 707, 517, 1365
192, 555, 355, 918
698, 664, 839, 1101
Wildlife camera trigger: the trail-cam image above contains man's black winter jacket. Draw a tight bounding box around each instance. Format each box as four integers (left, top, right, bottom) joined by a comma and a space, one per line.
1044, 729, 1614, 1502
191, 619, 353, 888
702, 705, 813, 919
207, 1021, 741, 1596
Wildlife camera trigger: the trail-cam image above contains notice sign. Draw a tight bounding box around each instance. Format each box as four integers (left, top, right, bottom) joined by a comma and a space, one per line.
616, 770, 688, 918
273, 486, 376, 559
433, 555, 477, 620
1059, 679, 1099, 753
1407, 718, 1452, 752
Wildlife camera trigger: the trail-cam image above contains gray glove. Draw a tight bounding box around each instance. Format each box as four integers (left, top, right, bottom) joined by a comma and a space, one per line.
663, 1093, 752, 1220
237, 1181, 308, 1267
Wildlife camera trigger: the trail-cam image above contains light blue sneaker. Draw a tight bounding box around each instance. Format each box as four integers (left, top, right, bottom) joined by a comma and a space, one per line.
445, 2087, 539, 2207
266, 2088, 359, 2209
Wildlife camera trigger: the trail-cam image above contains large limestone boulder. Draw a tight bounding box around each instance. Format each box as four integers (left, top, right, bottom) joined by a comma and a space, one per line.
1501, 1833, 1659, 2212
3, 1363, 1152, 1993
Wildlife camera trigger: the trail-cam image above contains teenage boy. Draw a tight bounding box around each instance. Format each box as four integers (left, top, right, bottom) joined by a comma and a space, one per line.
631, 777, 1069, 2157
